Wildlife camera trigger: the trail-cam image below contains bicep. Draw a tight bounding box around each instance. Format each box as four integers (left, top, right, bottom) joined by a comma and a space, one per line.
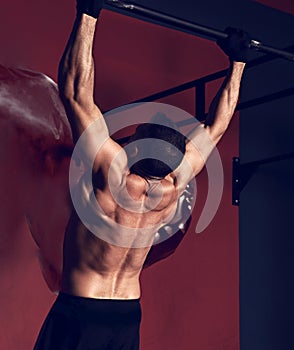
174, 124, 219, 194
173, 142, 205, 194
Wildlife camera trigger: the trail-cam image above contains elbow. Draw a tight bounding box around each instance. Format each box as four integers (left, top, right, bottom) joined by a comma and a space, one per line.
58, 85, 73, 105
57, 77, 74, 106
57, 61, 75, 102
58, 71, 94, 111
217, 121, 230, 137
58, 77, 80, 107
58, 79, 73, 104
212, 128, 226, 143
206, 124, 228, 145
58, 86, 77, 113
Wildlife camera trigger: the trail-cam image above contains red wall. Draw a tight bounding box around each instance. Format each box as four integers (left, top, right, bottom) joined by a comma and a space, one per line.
254, 0, 294, 15
0, 3, 239, 349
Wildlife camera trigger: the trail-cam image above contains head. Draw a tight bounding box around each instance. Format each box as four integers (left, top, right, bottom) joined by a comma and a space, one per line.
127, 112, 186, 180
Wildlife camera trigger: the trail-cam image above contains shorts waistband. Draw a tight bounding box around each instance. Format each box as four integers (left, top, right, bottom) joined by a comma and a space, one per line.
58, 292, 140, 303
51, 292, 141, 323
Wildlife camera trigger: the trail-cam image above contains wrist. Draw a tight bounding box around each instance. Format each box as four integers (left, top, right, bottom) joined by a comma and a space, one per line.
78, 12, 99, 24
229, 61, 246, 72
231, 60, 246, 66
228, 61, 246, 82
76, 0, 103, 19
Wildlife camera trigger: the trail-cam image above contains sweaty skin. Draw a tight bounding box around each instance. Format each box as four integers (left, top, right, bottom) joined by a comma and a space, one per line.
61, 172, 179, 299
58, 14, 245, 300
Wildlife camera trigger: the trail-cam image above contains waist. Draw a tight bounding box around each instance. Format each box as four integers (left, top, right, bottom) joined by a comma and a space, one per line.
61, 268, 142, 300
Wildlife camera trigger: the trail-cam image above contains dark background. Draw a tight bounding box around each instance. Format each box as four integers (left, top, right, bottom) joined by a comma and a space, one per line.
0, 1, 293, 349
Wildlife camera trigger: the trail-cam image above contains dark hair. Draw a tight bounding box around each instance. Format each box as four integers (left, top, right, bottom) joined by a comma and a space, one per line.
130, 112, 186, 179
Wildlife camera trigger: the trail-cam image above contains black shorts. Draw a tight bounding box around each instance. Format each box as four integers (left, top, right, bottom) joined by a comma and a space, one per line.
33, 292, 141, 350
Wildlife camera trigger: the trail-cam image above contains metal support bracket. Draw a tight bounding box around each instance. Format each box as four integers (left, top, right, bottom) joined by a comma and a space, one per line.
232, 157, 259, 206
232, 152, 294, 206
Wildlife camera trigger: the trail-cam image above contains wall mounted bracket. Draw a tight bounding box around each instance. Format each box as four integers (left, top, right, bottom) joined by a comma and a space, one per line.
232, 152, 294, 206
232, 157, 259, 206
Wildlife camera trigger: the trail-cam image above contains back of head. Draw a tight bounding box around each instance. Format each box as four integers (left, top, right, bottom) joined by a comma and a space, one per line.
130, 112, 186, 179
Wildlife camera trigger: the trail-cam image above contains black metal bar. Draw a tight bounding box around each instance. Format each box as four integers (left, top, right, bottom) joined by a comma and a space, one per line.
105, 0, 227, 39
237, 87, 294, 111
241, 151, 294, 168
107, 83, 294, 129
105, 0, 294, 62
108, 86, 294, 137
129, 80, 197, 103
104, 44, 294, 110
196, 83, 206, 121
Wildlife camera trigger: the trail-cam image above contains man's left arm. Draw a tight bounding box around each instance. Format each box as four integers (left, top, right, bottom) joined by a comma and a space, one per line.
174, 28, 250, 194
58, 12, 103, 142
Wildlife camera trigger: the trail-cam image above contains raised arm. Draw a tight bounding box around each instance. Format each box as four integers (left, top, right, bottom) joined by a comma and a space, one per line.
58, 3, 103, 142
174, 28, 250, 192
58, 1, 127, 176
202, 61, 245, 143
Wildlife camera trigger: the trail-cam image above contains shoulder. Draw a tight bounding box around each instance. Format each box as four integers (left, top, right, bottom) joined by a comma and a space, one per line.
92, 137, 129, 190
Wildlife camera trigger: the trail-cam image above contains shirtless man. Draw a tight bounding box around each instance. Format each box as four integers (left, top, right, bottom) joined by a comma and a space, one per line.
33, 1, 250, 349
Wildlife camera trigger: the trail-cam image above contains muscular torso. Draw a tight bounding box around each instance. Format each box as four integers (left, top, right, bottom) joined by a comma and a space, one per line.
61, 172, 179, 299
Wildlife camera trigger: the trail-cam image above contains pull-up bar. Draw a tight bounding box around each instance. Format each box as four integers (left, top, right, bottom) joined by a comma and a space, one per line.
105, 0, 294, 62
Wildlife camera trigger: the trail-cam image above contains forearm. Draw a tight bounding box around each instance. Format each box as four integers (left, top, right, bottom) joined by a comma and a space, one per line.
205, 61, 245, 140
178, 29, 248, 181
58, 14, 98, 113
58, 7, 111, 170
184, 61, 245, 168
